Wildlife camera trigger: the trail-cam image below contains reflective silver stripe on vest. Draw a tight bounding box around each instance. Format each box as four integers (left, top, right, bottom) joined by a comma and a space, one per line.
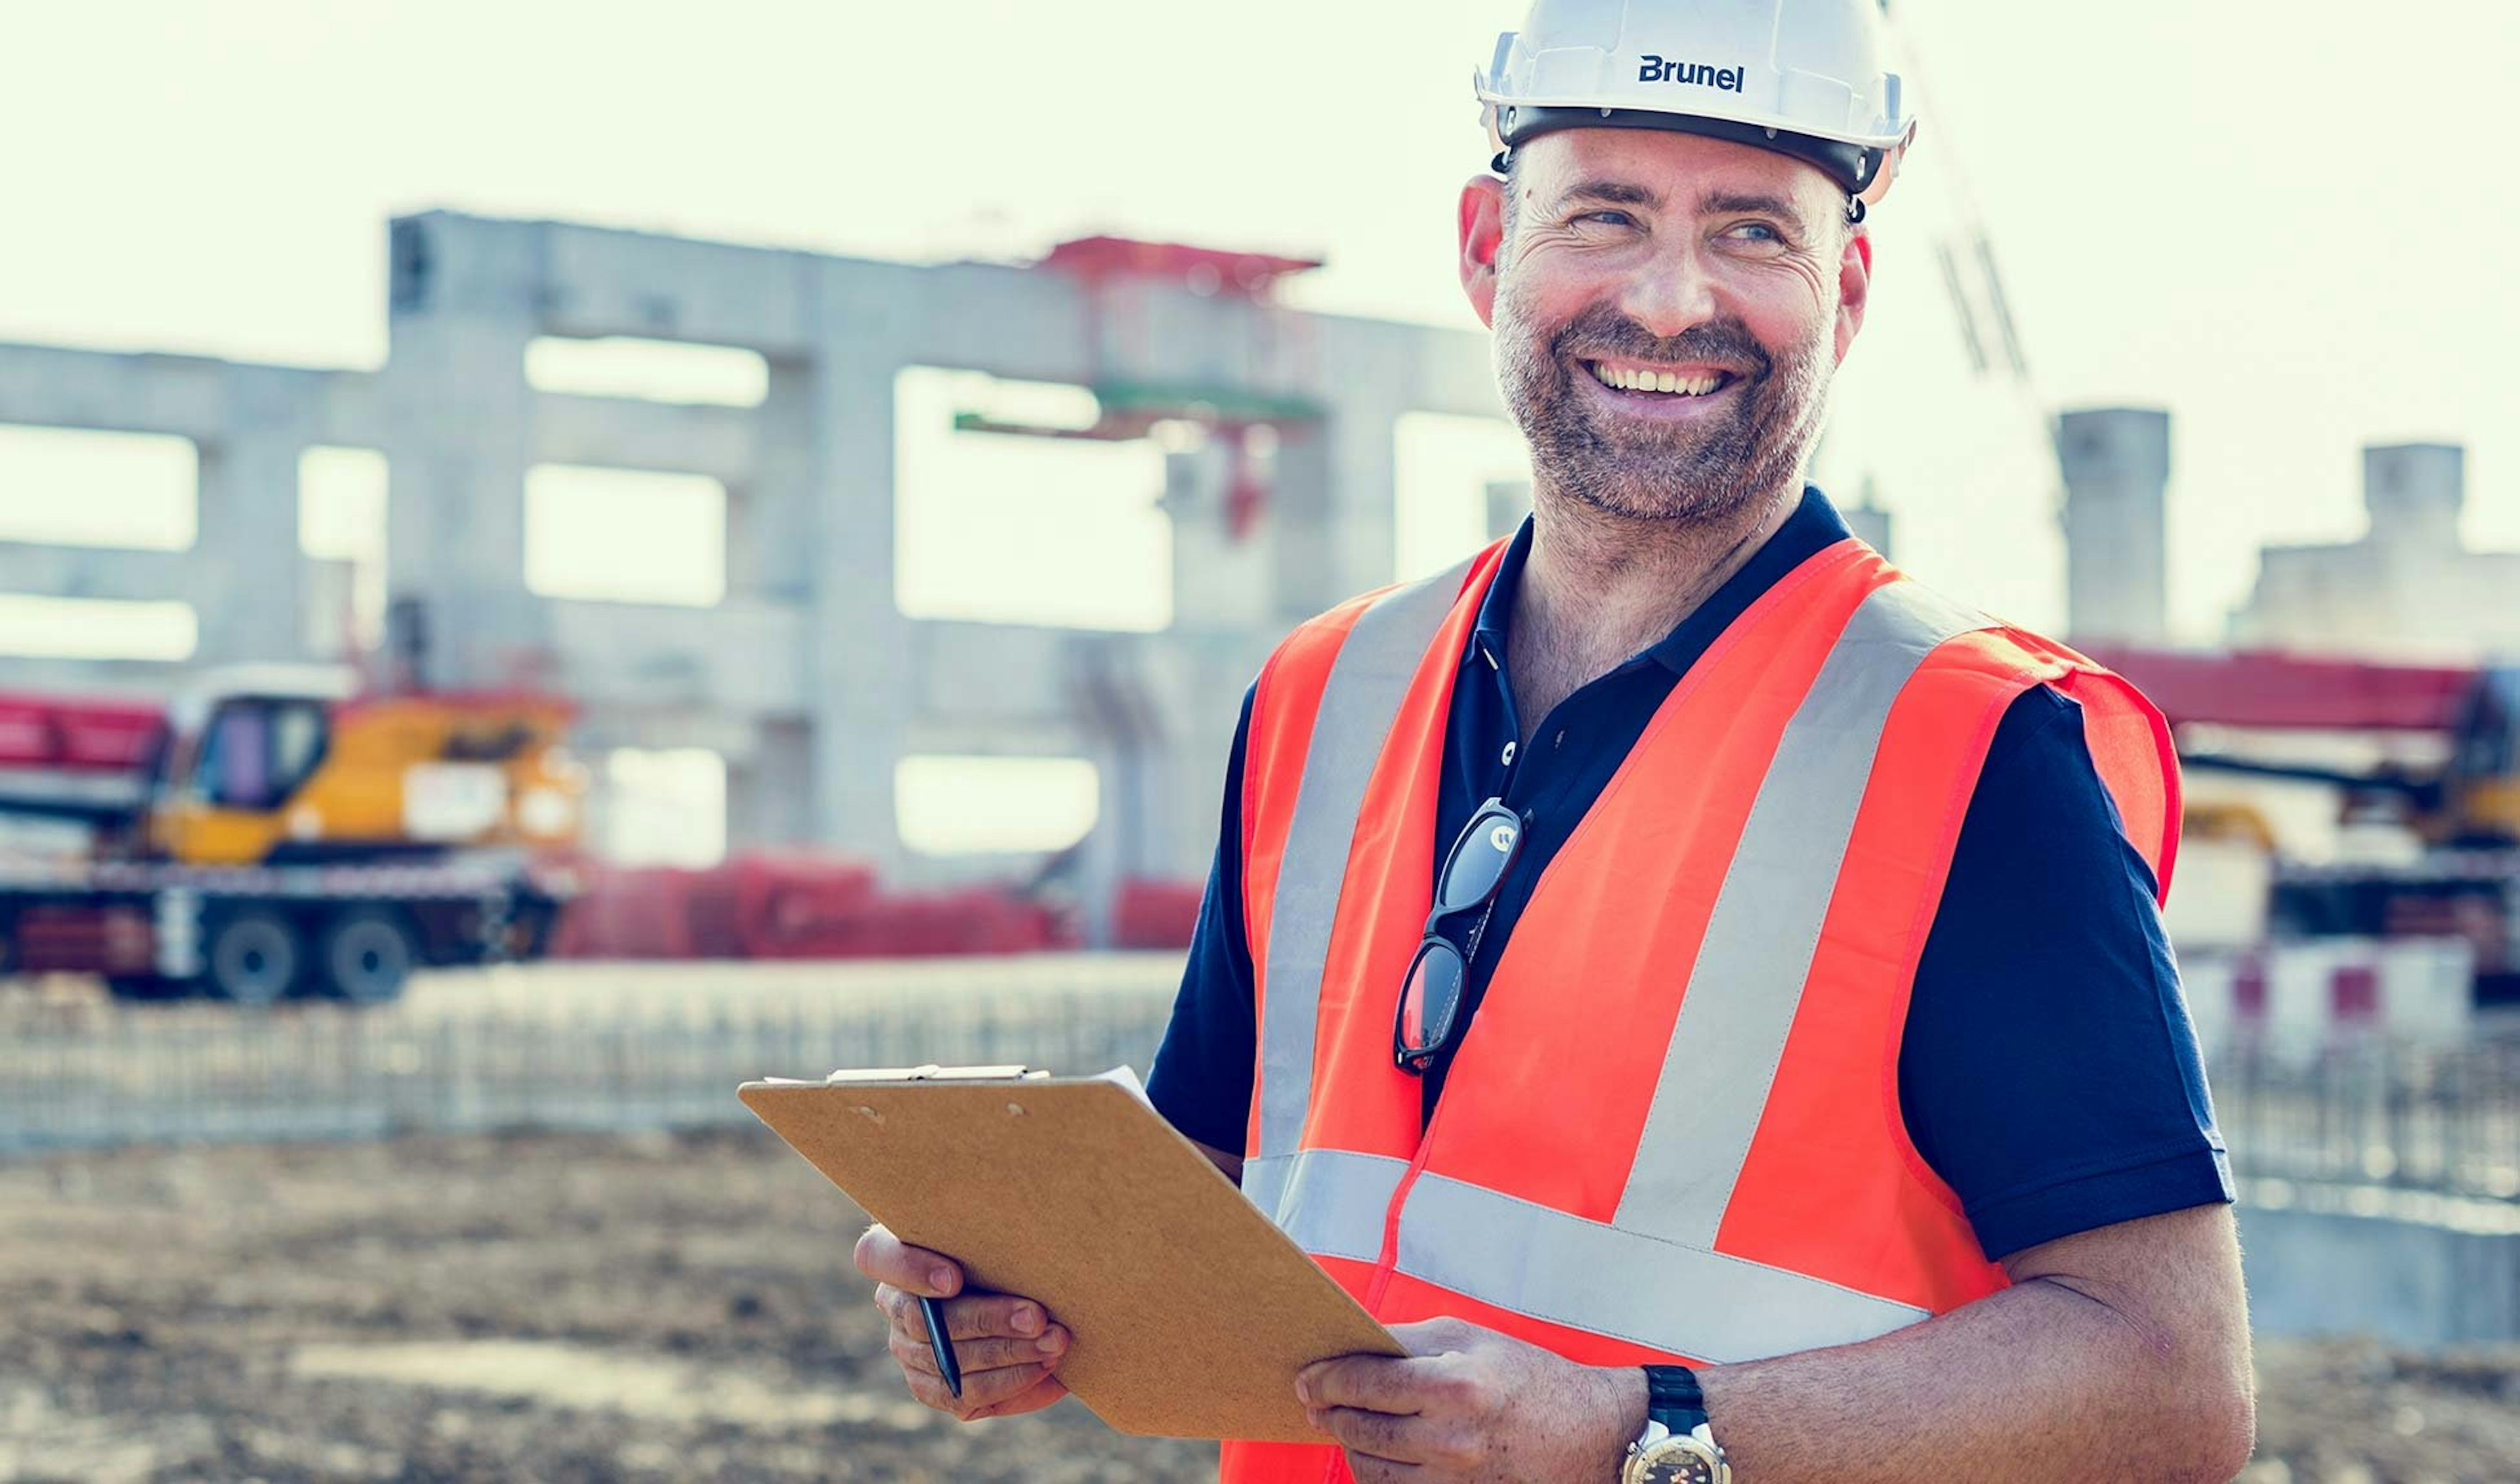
1396, 1172, 1931, 1363
1255, 572, 1975, 1363
1616, 577, 1987, 1246
1244, 1149, 1411, 1264
1257, 559, 1477, 1162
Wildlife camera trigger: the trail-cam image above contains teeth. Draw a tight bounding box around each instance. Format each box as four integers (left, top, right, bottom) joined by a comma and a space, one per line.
1591, 363, 1724, 396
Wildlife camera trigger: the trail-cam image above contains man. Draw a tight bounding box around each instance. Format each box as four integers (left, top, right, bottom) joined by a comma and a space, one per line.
858, 1, 2256, 1479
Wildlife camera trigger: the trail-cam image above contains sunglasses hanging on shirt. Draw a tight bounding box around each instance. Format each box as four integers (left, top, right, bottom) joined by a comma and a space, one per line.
1393, 795, 1526, 1074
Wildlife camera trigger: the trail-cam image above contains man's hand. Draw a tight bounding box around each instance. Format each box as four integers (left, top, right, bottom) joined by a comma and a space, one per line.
1298, 1317, 1644, 1483
853, 1223, 1071, 1421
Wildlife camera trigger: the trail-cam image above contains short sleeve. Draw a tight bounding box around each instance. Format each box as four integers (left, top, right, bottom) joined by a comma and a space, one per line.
1146, 684, 1262, 1155
1897, 685, 2235, 1261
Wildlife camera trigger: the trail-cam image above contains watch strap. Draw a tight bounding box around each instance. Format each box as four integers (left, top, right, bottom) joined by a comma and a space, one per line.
1642, 1364, 1709, 1431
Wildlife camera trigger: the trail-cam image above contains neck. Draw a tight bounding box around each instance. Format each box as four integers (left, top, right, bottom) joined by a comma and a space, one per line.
1512, 480, 1803, 680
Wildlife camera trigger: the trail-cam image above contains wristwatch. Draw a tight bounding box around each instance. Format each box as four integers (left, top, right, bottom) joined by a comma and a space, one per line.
1620, 1365, 1729, 1484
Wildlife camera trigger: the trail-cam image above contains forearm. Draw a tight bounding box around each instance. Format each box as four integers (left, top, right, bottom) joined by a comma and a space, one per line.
1691, 1275, 2254, 1484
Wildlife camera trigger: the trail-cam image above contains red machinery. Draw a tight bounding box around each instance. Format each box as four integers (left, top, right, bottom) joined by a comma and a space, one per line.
2072, 648, 2479, 736
2084, 645, 2520, 1001
0, 692, 167, 820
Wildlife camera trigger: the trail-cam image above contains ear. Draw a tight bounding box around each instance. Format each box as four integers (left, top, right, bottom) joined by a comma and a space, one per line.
1834, 222, 1874, 364
1458, 175, 1507, 329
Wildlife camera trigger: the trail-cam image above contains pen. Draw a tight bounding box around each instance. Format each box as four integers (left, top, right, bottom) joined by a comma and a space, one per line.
918, 1294, 963, 1399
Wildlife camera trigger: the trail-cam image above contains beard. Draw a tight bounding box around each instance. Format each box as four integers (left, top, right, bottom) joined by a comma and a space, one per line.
1494, 291, 1833, 525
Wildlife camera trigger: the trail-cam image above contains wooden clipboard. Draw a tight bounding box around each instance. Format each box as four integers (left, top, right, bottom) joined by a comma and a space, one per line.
738, 1066, 1404, 1441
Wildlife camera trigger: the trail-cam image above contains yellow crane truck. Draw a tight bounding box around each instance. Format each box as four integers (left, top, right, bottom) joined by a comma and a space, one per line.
0, 668, 584, 1005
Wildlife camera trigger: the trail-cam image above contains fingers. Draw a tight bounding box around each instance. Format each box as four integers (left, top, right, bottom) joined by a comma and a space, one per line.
1343, 1453, 1421, 1484
904, 1357, 1064, 1420
854, 1223, 962, 1298
874, 1286, 1056, 1346
858, 1223, 1072, 1425
962, 1374, 1070, 1420
1299, 1354, 1430, 1416
1311, 1406, 1438, 1464
887, 1321, 1071, 1378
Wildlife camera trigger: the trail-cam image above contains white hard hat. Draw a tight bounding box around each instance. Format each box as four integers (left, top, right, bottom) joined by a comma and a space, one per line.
1477, 0, 1918, 209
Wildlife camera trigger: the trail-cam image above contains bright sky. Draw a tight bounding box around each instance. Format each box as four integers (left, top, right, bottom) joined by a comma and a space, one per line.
4, 0, 2517, 641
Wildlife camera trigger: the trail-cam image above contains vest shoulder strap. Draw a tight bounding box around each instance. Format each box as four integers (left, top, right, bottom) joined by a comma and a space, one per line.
1913, 619, 2184, 899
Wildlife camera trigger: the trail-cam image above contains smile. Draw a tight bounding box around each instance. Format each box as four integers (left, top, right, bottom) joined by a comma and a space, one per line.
1584, 360, 1737, 398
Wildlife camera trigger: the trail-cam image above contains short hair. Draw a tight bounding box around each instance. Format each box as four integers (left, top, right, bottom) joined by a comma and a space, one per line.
1500, 152, 1524, 247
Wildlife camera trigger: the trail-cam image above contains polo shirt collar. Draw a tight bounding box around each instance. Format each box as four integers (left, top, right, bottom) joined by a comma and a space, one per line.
1469, 485, 1855, 677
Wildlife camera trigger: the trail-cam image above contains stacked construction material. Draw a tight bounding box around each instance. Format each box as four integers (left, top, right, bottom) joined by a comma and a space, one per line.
1111, 877, 1204, 950
2181, 937, 2476, 1064
548, 852, 1081, 960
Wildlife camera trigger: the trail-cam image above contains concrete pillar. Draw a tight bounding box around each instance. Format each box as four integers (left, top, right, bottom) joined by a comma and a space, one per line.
727, 362, 818, 602
805, 268, 915, 876
1324, 394, 1403, 597
1265, 421, 1344, 622
2055, 407, 2171, 645
725, 718, 816, 849
189, 376, 310, 664
375, 213, 547, 689
2363, 442, 2466, 553
1164, 441, 1274, 632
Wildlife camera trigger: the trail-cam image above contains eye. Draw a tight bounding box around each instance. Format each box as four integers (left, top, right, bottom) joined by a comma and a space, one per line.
1573, 209, 1639, 228
1721, 221, 1788, 247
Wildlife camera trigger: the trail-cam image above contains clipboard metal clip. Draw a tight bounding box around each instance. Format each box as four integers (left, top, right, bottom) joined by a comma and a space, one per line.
822, 1063, 1053, 1084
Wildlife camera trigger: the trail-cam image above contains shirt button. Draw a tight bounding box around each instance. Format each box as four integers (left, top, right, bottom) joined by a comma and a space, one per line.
1500, 740, 1517, 767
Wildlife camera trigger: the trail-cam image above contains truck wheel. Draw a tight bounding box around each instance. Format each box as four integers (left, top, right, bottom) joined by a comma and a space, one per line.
206, 911, 302, 1006
320, 909, 414, 1005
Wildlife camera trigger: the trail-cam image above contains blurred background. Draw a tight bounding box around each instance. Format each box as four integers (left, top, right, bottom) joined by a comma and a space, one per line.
3, 1, 2518, 1479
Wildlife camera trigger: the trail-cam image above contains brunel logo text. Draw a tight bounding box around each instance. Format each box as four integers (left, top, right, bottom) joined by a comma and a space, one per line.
1637, 55, 1746, 92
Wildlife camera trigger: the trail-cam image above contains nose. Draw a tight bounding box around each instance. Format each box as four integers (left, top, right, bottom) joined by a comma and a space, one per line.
1616, 240, 1720, 342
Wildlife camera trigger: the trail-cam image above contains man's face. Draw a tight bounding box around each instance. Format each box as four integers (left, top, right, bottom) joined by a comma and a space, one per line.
1458, 129, 1871, 524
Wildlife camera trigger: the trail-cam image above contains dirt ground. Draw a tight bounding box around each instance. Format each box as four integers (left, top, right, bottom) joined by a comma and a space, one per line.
0, 1130, 2513, 1484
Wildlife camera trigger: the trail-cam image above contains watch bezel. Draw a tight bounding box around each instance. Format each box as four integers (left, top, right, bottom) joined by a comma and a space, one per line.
1622, 1426, 1727, 1484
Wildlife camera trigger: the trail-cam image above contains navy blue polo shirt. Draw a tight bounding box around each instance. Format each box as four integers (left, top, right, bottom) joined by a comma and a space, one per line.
1149, 487, 2233, 1261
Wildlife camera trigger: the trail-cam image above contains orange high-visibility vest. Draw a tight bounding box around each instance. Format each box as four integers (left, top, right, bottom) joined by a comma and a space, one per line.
1219, 536, 2179, 1484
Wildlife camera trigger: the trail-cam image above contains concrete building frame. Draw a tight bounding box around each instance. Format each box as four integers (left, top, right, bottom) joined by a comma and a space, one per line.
0, 211, 1509, 938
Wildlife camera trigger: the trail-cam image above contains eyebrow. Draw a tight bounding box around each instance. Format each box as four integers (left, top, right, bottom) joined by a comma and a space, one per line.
1698, 190, 1808, 232
1551, 180, 1811, 233
1555, 179, 1662, 209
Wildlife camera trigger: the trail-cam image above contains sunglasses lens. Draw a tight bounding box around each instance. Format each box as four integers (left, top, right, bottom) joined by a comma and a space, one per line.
1437, 805, 1521, 912
1399, 941, 1466, 1059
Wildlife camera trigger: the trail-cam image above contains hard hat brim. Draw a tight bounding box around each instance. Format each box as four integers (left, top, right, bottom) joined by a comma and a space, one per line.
1494, 105, 1882, 198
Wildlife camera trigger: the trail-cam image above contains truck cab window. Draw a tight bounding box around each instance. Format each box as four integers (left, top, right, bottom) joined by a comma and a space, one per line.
194, 699, 329, 811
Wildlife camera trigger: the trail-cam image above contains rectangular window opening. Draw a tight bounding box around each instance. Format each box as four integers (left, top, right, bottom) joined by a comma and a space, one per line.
896, 754, 1100, 856
894, 367, 1171, 632
0, 594, 197, 661
526, 464, 727, 607
299, 445, 389, 654
601, 747, 727, 868
0, 423, 198, 550
1393, 412, 1530, 583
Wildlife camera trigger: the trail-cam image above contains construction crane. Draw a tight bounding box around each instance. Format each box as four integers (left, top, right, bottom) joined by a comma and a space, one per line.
0, 669, 584, 1005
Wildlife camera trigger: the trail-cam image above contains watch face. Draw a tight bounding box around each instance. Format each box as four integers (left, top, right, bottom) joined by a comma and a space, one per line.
1635, 1437, 1722, 1484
